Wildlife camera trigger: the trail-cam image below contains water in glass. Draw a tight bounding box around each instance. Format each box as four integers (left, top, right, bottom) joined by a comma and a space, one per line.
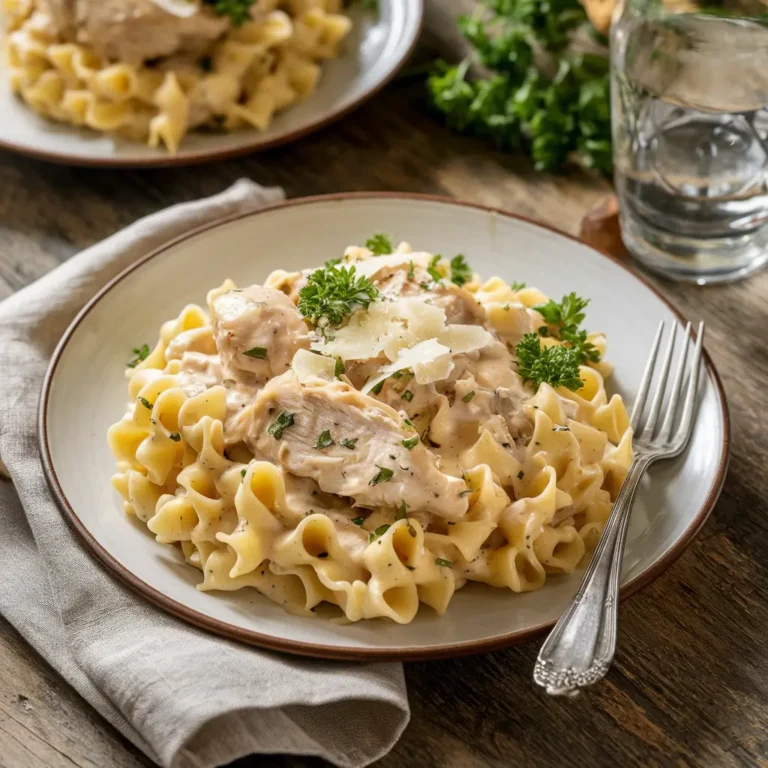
612, 1, 768, 282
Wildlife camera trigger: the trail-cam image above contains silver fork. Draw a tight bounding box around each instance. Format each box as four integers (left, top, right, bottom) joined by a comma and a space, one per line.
533, 320, 705, 697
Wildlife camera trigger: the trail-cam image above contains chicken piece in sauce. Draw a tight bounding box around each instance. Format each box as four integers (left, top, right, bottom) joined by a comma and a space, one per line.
38, 0, 230, 64
211, 285, 310, 384
235, 371, 470, 519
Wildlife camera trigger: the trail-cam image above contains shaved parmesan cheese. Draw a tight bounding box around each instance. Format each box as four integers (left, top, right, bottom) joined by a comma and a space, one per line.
350, 252, 432, 278
150, 0, 200, 17
292, 349, 335, 382
314, 298, 447, 362
437, 324, 495, 355
362, 339, 453, 394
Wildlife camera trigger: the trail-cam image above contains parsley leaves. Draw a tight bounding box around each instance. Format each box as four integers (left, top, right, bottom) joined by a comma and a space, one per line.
435, 557, 453, 568
426, 0, 612, 175
515, 333, 583, 391
127, 344, 149, 368
341, 437, 358, 449
510, 281, 527, 291
450, 254, 472, 286
298, 265, 379, 327
244, 347, 267, 359
462, 390, 476, 403
365, 234, 393, 255
427, 255, 443, 282
169, 432, 181, 442
138, 396, 153, 410
402, 435, 419, 450
369, 466, 394, 485
369, 523, 390, 543
267, 411, 295, 439
202, 0, 255, 26
535, 292, 600, 364
316, 430, 334, 450
351, 516, 365, 526
334, 357, 345, 378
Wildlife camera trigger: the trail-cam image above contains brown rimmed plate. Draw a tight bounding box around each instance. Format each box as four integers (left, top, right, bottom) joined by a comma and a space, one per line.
39, 193, 729, 660
0, 1, 422, 168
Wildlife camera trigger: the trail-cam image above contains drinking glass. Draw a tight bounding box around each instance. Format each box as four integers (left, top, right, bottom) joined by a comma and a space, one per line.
611, 0, 768, 283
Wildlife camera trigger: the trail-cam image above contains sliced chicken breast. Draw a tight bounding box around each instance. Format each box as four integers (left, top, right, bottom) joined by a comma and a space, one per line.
39, 0, 230, 64
236, 371, 470, 519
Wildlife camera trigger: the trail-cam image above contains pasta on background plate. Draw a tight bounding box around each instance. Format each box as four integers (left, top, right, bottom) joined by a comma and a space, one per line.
108, 238, 633, 623
3, 0, 352, 152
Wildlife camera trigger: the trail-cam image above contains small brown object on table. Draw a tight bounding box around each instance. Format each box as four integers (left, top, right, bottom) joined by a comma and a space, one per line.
0, 1, 767, 765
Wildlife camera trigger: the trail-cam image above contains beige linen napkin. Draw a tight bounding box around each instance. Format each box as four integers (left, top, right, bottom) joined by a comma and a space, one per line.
0, 180, 409, 768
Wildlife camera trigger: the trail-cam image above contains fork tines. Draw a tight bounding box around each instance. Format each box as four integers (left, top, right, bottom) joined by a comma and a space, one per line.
630, 320, 705, 451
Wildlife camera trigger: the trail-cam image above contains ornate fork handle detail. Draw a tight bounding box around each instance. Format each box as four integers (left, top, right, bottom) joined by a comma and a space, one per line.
533, 452, 652, 696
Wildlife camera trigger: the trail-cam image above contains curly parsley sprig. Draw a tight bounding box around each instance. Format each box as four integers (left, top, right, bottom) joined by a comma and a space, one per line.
515, 333, 583, 391
298, 264, 380, 327
535, 292, 600, 364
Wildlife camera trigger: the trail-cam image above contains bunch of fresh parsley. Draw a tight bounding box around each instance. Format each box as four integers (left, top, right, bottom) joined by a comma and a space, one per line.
535, 292, 600, 364
427, 0, 611, 172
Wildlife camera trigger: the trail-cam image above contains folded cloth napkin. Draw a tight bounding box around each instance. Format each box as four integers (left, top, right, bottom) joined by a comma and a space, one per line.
0, 180, 409, 768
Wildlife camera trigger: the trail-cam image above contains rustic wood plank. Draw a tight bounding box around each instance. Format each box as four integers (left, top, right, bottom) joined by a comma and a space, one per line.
1, 0, 767, 765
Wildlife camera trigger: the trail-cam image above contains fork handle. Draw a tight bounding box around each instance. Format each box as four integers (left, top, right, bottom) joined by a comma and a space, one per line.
533, 454, 651, 696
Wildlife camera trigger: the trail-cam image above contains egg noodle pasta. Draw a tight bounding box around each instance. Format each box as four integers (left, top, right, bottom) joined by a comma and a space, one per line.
3, 0, 352, 152
108, 240, 633, 623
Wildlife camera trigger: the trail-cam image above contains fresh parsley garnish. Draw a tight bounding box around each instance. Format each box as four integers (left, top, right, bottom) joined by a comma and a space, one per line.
427, 255, 443, 282
241, 468, 247, 478
127, 344, 150, 368
365, 234, 392, 255
401, 390, 414, 402
450, 254, 472, 286
510, 281, 527, 291
517, 470, 525, 479
462, 391, 475, 403
341, 437, 358, 449
202, 0, 255, 25
402, 435, 419, 450
535, 292, 600, 364
515, 333, 583, 391
371, 380, 385, 395
267, 411, 295, 439
435, 557, 453, 568
396, 501, 408, 520
334, 357, 345, 378
351, 516, 365, 526
325, 257, 342, 268
369, 523, 390, 543
298, 265, 379, 327
370, 466, 394, 485
169, 432, 181, 442
403, 417, 415, 428
316, 430, 334, 450
138, 396, 153, 410
244, 347, 267, 359
407, 260, 415, 279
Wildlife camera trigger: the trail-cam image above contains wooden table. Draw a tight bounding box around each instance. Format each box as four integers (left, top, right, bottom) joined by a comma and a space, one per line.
1, 2, 767, 765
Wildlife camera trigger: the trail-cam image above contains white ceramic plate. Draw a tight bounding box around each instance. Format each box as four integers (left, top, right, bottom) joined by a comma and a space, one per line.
0, 2, 421, 167
40, 194, 730, 660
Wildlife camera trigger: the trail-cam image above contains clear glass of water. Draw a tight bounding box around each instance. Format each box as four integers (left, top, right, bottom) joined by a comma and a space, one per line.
611, 0, 768, 283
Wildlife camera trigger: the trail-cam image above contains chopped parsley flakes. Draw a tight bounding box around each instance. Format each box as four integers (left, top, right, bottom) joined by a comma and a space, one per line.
138, 396, 153, 410
243, 346, 268, 359
435, 557, 453, 568
267, 411, 295, 439
127, 344, 149, 368
341, 437, 358, 449
402, 435, 419, 450
316, 430, 334, 450
369, 466, 394, 485
169, 432, 181, 442
462, 390, 476, 403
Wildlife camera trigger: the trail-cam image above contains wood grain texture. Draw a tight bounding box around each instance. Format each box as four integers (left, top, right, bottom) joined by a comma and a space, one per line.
1, 0, 767, 766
